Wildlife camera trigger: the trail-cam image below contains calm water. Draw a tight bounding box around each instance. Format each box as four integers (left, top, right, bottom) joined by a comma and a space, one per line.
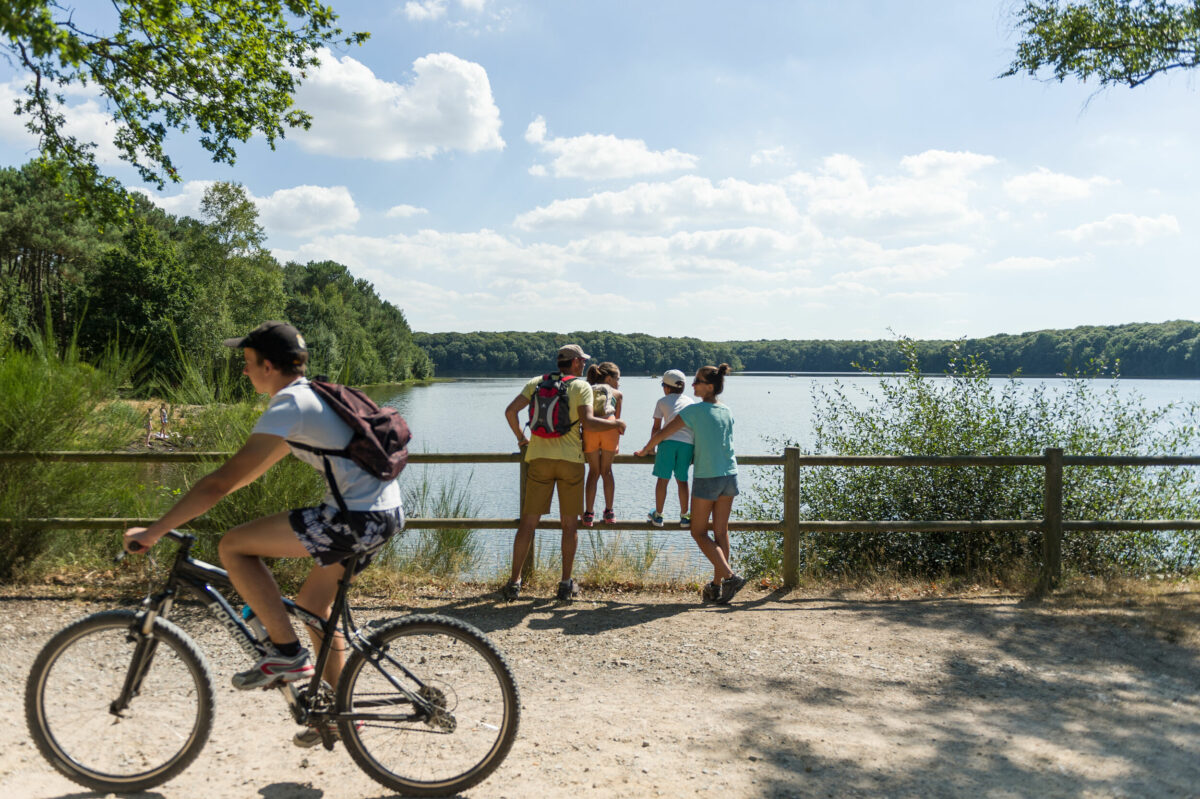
368, 375, 1200, 578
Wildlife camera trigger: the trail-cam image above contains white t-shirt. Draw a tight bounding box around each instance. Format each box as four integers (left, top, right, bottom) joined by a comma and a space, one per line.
252, 378, 402, 512
654, 393, 695, 444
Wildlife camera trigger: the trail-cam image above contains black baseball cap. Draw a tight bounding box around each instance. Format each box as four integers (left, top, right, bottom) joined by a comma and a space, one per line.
222, 321, 307, 367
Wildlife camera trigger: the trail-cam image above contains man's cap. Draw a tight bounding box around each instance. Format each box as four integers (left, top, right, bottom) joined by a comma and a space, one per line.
662, 369, 686, 388
223, 321, 307, 367
557, 344, 591, 362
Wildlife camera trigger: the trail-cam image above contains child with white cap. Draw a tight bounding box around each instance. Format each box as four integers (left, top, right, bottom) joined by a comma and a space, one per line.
644, 369, 694, 528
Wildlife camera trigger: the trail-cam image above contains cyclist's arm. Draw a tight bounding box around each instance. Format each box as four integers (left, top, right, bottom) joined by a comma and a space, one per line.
505, 394, 531, 448
124, 433, 291, 551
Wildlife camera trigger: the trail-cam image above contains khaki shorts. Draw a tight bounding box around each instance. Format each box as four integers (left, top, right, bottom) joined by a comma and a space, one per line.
524, 458, 585, 517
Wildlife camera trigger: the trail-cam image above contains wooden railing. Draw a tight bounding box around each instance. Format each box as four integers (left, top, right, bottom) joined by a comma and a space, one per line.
4, 448, 1200, 593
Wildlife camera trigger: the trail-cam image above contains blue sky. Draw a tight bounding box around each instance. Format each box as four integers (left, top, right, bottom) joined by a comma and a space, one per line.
2, 1, 1198, 341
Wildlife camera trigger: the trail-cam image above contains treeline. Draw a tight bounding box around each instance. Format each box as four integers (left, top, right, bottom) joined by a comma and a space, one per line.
0, 161, 431, 390
417, 321, 1200, 378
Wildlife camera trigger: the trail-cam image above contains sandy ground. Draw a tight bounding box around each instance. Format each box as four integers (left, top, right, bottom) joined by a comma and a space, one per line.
1, 584, 1198, 799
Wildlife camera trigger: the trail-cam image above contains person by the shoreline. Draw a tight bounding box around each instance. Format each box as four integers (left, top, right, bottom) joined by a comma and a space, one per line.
582, 361, 623, 527
123, 321, 404, 748
159, 403, 170, 436
644, 369, 694, 529
636, 364, 745, 604
144, 407, 154, 446
502, 344, 626, 602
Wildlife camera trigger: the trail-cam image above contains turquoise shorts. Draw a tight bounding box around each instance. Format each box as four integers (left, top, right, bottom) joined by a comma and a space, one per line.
652, 440, 693, 482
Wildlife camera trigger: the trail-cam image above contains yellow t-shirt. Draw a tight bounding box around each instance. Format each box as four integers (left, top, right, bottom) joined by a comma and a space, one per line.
521, 374, 593, 463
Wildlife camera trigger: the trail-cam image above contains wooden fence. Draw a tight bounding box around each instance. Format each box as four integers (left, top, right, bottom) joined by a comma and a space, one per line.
4, 448, 1200, 593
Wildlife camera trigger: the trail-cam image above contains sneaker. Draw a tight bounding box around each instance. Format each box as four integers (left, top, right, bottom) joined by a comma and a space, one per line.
679, 512, 691, 527
715, 574, 747, 605
602, 508, 615, 524
646, 510, 664, 528
501, 580, 521, 601
231, 648, 314, 690
293, 720, 364, 749
582, 510, 595, 527
556, 578, 581, 601
701, 581, 720, 602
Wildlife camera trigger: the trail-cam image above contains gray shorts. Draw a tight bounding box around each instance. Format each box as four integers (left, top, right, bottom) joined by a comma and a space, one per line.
289, 503, 404, 574
692, 474, 739, 501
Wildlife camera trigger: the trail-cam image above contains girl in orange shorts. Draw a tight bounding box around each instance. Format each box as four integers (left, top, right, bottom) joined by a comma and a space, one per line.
583, 361, 623, 526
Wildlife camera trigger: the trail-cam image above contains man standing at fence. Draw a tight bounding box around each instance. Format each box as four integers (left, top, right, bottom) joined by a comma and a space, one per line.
503, 344, 626, 601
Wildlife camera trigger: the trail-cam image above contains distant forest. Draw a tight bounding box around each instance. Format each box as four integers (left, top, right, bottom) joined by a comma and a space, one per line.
416, 321, 1200, 378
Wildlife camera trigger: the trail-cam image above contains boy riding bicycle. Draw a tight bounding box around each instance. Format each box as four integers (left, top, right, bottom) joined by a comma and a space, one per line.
123, 321, 403, 745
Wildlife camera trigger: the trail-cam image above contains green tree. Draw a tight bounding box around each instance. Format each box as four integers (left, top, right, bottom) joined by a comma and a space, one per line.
1004, 0, 1200, 89
0, 1, 367, 192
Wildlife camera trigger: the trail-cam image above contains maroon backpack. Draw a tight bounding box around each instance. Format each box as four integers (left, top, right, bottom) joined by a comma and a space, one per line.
288, 379, 411, 513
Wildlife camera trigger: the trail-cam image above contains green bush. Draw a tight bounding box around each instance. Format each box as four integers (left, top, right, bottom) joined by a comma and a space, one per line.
741, 340, 1200, 580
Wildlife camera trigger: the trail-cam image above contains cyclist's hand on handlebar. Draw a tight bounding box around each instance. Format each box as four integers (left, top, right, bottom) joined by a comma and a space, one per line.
123, 526, 161, 554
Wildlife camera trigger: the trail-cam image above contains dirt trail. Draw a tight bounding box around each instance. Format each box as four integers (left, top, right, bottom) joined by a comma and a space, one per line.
1, 586, 1198, 798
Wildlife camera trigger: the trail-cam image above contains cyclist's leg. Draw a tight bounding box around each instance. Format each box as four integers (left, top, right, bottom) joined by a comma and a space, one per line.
295, 560, 349, 684
218, 512, 309, 646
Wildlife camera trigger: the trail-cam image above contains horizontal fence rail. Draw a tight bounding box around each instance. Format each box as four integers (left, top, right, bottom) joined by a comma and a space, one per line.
4, 449, 1200, 593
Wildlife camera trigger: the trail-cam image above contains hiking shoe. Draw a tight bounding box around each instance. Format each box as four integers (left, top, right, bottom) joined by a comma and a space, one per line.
582, 510, 595, 527
701, 581, 720, 602
556, 578, 581, 601
646, 510, 664, 528
603, 508, 615, 524
715, 574, 747, 605
231, 648, 314, 690
293, 720, 364, 749
679, 512, 691, 527
501, 580, 521, 601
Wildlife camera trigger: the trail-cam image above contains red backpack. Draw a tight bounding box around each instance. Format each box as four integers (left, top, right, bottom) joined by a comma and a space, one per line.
528, 372, 578, 438
288, 379, 411, 513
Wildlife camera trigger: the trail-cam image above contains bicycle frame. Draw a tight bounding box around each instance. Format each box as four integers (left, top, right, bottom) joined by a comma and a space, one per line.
119, 531, 440, 734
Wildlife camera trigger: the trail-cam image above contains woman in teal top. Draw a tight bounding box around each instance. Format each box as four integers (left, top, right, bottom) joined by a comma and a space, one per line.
636, 363, 746, 605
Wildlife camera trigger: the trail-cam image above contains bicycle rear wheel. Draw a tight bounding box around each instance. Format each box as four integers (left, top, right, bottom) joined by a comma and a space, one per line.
337, 614, 519, 796
25, 609, 215, 793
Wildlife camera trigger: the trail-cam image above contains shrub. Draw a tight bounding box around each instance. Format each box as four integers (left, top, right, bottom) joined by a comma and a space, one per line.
741, 340, 1200, 579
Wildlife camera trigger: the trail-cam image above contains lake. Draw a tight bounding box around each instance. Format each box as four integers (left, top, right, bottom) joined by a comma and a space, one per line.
367, 374, 1200, 579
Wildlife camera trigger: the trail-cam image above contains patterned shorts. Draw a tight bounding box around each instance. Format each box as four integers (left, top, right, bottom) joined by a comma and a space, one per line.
288, 504, 404, 575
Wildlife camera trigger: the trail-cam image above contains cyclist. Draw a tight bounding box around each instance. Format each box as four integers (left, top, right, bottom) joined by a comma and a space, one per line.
123, 321, 404, 744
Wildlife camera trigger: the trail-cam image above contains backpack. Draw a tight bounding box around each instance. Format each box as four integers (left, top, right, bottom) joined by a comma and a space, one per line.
592, 383, 616, 417
528, 372, 578, 438
287, 379, 411, 514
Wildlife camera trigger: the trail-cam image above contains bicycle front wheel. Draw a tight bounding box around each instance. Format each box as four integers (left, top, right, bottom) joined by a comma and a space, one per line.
337, 614, 519, 796
25, 609, 215, 793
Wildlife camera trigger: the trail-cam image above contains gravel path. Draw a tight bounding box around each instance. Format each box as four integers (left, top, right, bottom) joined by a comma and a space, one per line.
2, 585, 1198, 798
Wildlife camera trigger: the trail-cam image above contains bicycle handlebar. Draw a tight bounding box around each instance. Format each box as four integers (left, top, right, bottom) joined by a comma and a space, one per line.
115, 529, 188, 563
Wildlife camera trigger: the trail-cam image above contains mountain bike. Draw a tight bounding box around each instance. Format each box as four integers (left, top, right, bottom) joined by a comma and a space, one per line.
24, 529, 520, 796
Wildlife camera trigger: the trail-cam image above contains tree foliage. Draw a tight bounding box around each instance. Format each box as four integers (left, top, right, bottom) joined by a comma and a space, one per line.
0, 1, 367, 191
1005, 0, 1200, 88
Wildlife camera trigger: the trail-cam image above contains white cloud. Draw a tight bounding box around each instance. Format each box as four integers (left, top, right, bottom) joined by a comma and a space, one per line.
829, 239, 975, 282
987, 255, 1082, 271
515, 175, 800, 232
404, 0, 447, 20
386, 204, 429, 218
292, 49, 504, 160
0, 78, 122, 164
136, 180, 359, 236
256, 185, 359, 235
1060, 213, 1180, 245
787, 150, 997, 230
1004, 167, 1117, 203
750, 146, 795, 168
524, 115, 697, 179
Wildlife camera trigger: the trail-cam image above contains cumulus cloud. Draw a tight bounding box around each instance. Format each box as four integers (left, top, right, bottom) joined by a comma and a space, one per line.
137, 181, 359, 236
0, 78, 122, 164
404, 0, 447, 20
987, 255, 1082, 271
750, 146, 795, 168
386, 204, 429, 218
787, 150, 997, 230
292, 49, 504, 160
1004, 167, 1117, 203
829, 239, 975, 282
514, 175, 800, 232
1060, 213, 1180, 245
524, 115, 697, 179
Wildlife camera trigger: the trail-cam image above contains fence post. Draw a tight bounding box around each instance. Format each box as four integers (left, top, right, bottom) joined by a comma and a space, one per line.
783, 446, 801, 588
518, 458, 535, 581
1039, 447, 1064, 594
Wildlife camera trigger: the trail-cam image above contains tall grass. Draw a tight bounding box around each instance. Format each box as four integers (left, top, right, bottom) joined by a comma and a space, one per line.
579, 530, 665, 586
382, 468, 481, 580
